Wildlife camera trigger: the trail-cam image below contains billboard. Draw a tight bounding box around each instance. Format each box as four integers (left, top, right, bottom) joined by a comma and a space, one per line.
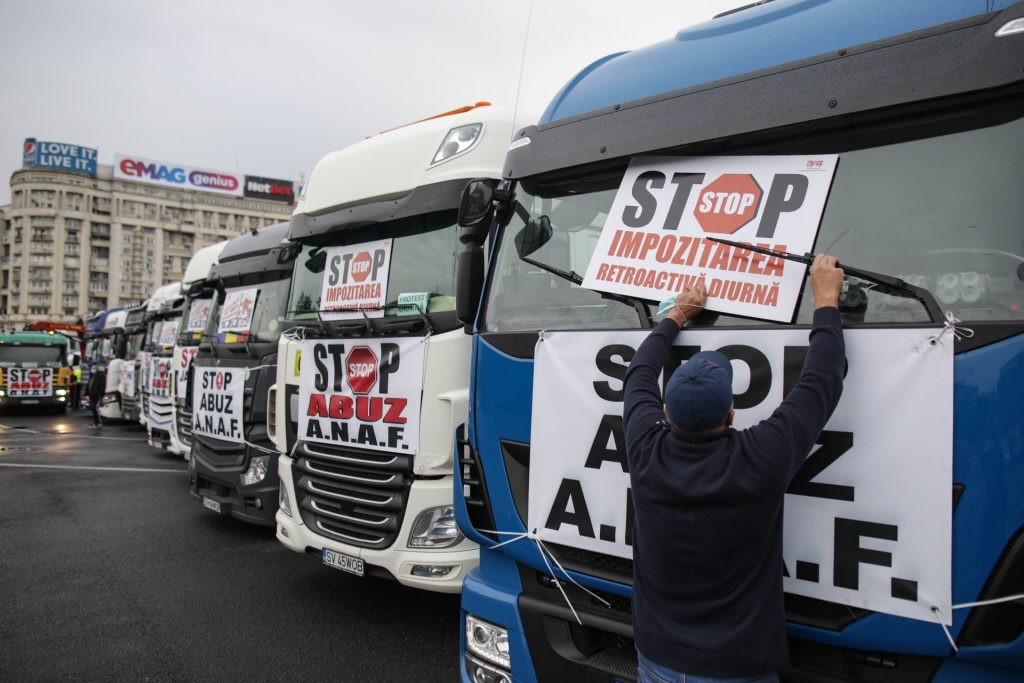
22, 138, 98, 176
114, 154, 243, 196
244, 175, 294, 204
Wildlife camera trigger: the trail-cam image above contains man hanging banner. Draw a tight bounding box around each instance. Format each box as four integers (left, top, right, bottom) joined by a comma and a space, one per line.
528, 327, 953, 624
297, 336, 423, 454
7, 368, 54, 397
318, 239, 393, 320
218, 288, 259, 333
581, 155, 838, 322
192, 366, 245, 443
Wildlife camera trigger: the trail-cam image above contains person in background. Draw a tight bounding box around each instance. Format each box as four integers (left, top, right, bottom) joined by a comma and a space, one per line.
70, 364, 82, 409
86, 361, 106, 428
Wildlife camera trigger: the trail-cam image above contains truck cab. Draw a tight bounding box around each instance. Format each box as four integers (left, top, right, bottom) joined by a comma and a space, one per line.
97, 309, 128, 420
0, 332, 73, 412
120, 302, 149, 423
144, 282, 184, 449
170, 241, 229, 459
190, 222, 291, 523
270, 103, 516, 592
454, 2, 1024, 682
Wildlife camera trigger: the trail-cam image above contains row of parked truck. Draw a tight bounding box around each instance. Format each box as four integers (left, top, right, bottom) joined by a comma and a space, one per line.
16, 2, 1024, 680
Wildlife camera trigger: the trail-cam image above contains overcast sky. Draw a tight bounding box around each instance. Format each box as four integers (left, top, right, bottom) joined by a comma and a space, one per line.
0, 0, 748, 204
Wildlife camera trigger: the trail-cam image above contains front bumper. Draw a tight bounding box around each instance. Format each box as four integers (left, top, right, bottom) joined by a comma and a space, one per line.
276, 454, 478, 593
190, 445, 278, 526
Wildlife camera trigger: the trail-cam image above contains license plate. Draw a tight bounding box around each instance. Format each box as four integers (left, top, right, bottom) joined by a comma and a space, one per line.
202, 497, 222, 513
322, 548, 364, 576
21, 399, 39, 404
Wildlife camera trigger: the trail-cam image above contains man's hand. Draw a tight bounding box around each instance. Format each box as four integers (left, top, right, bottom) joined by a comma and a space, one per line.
667, 281, 706, 327
810, 254, 844, 309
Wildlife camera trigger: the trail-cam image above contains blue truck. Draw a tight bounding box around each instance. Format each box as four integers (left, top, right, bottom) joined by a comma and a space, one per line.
453, 1, 1024, 681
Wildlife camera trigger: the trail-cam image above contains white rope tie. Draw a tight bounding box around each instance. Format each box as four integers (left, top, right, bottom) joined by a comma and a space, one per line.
932, 592, 1024, 652
932, 311, 975, 344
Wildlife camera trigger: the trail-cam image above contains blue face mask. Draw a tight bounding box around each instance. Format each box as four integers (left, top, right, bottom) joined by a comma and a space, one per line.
656, 297, 678, 318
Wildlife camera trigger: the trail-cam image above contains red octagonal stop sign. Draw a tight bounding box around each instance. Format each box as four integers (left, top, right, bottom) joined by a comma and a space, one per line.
345, 346, 379, 395
693, 173, 763, 235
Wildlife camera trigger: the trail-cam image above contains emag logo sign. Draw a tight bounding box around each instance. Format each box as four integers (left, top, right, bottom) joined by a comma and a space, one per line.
114, 153, 243, 196
22, 138, 98, 176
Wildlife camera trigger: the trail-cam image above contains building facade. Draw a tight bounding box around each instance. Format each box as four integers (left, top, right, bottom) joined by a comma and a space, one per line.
1, 161, 294, 327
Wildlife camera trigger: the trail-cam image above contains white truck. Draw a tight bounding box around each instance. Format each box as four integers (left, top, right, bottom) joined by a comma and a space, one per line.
97, 309, 129, 420
144, 281, 184, 448
170, 241, 228, 459
270, 103, 515, 592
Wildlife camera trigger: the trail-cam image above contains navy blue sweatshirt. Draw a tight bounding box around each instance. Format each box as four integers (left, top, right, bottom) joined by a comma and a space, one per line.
624, 307, 845, 677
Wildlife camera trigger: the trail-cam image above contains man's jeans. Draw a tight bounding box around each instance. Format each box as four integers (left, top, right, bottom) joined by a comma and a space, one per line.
637, 651, 779, 683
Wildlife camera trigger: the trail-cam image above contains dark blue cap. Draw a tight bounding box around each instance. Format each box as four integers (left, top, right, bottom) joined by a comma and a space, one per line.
665, 350, 734, 431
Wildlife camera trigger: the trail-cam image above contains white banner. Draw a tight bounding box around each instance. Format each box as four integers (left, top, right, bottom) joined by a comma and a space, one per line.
149, 357, 171, 399
218, 287, 259, 333
298, 336, 424, 454
158, 318, 180, 348
582, 155, 837, 322
319, 239, 393, 320
192, 366, 245, 443
114, 154, 243, 196
119, 361, 136, 398
186, 298, 213, 332
7, 367, 54, 397
175, 346, 199, 399
529, 327, 953, 624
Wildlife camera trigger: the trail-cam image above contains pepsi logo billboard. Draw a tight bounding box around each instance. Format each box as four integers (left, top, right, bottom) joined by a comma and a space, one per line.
244, 175, 295, 204
114, 153, 243, 196
22, 138, 98, 176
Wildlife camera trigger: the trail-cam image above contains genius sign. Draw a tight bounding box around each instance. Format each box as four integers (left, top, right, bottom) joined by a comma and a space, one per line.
582, 155, 838, 323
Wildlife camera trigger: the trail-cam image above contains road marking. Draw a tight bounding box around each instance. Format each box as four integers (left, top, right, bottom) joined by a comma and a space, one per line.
0, 423, 39, 434
0, 463, 186, 474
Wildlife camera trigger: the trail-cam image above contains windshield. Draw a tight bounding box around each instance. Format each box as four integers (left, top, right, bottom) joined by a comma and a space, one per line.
208, 277, 290, 344
178, 296, 215, 346
288, 210, 458, 320
0, 345, 65, 366
126, 331, 145, 357
483, 113, 1024, 331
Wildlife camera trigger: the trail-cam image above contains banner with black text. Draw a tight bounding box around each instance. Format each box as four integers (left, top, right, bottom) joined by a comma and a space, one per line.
192, 366, 245, 443
529, 327, 953, 623
298, 337, 423, 454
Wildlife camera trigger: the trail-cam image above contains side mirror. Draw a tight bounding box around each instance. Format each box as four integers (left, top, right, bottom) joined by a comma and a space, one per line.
514, 216, 553, 259
305, 247, 327, 274
278, 241, 301, 265
456, 242, 485, 327
458, 179, 498, 244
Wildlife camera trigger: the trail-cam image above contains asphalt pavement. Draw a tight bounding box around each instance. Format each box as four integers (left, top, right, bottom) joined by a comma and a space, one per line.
0, 407, 461, 682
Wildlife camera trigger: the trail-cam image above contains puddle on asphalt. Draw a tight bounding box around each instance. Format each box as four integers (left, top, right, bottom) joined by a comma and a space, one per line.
0, 446, 41, 452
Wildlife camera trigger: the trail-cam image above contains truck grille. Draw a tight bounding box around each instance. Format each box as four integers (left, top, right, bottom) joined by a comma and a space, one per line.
176, 404, 193, 450
292, 440, 413, 550
192, 433, 246, 467
149, 396, 174, 427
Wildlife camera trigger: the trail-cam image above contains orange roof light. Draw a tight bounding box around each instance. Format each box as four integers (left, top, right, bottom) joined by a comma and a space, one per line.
376, 102, 492, 136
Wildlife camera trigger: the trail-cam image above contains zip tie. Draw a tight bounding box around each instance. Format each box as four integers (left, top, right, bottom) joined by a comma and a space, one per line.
534, 537, 612, 608
931, 593, 1024, 653
243, 439, 278, 456
932, 311, 974, 344
534, 537, 583, 625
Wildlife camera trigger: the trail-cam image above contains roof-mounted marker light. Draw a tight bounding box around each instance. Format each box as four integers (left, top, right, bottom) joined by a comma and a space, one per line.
996, 18, 1024, 37
430, 123, 485, 167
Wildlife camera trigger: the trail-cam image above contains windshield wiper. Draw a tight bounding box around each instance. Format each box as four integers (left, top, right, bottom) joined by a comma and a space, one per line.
706, 237, 944, 323
380, 298, 434, 335
288, 306, 379, 337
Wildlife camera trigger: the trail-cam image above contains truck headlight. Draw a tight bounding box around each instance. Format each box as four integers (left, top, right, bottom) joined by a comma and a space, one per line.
55, 388, 68, 397
240, 455, 269, 486
430, 123, 483, 166
465, 614, 510, 671
408, 504, 463, 548
278, 482, 292, 517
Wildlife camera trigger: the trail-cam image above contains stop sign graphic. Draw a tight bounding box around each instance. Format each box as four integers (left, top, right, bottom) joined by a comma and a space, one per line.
27, 369, 42, 383
693, 174, 763, 234
351, 252, 372, 283
345, 346, 379, 395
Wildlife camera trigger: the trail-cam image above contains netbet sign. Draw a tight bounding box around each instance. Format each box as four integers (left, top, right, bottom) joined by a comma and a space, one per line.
114, 153, 243, 196
243, 175, 294, 204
